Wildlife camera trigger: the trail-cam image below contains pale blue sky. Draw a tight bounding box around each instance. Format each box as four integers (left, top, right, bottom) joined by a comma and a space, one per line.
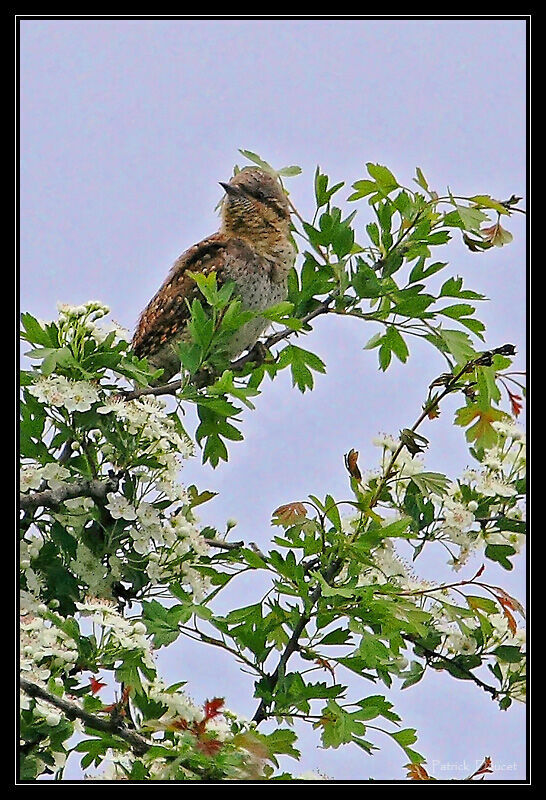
20, 18, 527, 780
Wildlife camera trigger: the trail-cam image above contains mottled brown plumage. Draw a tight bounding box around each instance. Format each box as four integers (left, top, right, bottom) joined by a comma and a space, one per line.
133, 168, 295, 382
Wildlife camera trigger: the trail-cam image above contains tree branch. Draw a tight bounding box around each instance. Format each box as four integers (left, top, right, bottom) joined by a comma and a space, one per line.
229, 297, 334, 372
206, 537, 266, 559
20, 677, 151, 756
20, 677, 213, 778
404, 638, 500, 700
252, 557, 343, 724
123, 297, 335, 401
20, 477, 120, 513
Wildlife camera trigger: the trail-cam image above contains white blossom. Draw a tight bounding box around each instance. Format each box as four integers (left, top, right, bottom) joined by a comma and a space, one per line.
40, 463, 71, 490
105, 493, 138, 521
62, 381, 100, 413
20, 465, 42, 492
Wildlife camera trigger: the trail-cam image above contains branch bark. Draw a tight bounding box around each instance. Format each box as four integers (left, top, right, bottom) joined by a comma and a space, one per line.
20, 677, 213, 777
403, 637, 500, 700
20, 677, 151, 756
123, 297, 334, 401
252, 557, 343, 724
20, 477, 120, 513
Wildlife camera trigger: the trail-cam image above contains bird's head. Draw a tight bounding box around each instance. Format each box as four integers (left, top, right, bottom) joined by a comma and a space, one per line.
219, 168, 291, 242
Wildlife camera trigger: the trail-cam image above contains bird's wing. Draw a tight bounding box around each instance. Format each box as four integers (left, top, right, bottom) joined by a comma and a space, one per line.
132, 233, 230, 359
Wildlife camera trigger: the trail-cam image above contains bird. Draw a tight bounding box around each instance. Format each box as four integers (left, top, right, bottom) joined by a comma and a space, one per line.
132, 167, 296, 383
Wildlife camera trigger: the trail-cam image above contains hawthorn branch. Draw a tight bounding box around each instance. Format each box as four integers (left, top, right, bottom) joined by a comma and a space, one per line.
229, 297, 334, 372
206, 537, 266, 560
123, 379, 183, 401
20, 677, 151, 756
366, 345, 515, 513
179, 626, 267, 678
20, 678, 214, 777
404, 638, 500, 700
123, 297, 335, 401
252, 557, 343, 725
20, 477, 120, 513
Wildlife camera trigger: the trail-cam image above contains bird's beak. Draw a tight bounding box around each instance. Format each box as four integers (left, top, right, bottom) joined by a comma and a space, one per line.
219, 181, 242, 197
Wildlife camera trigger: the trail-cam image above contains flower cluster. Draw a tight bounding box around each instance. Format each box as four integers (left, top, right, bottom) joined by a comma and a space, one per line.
29, 375, 101, 413
76, 597, 155, 672
372, 433, 426, 480
57, 300, 131, 346
97, 394, 193, 475
20, 604, 79, 691
370, 421, 525, 572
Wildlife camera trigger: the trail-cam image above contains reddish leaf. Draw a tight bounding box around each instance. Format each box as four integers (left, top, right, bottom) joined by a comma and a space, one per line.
406, 763, 432, 780
171, 717, 189, 731
344, 449, 362, 480
469, 756, 493, 779
232, 731, 271, 761
495, 588, 525, 617
88, 676, 107, 695
272, 502, 307, 526
497, 596, 518, 635
196, 737, 223, 756
507, 388, 523, 417
315, 657, 336, 682
204, 697, 224, 720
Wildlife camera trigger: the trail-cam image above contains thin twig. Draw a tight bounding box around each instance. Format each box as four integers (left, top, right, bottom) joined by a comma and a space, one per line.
207, 537, 267, 559
403, 638, 500, 700
252, 557, 343, 724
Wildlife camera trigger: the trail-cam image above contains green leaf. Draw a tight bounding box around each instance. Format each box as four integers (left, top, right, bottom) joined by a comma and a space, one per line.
485, 544, 516, 570
466, 595, 499, 614
277, 345, 326, 392
188, 299, 214, 350
352, 263, 382, 298
468, 194, 510, 215
367, 163, 399, 192
277, 165, 302, 177
377, 516, 413, 538
319, 700, 367, 749
439, 304, 476, 319
332, 224, 355, 259
323, 495, 342, 531
378, 342, 392, 371
439, 276, 486, 300
409, 472, 451, 496
358, 634, 390, 667
348, 179, 378, 201
391, 727, 418, 747
317, 628, 353, 646
439, 329, 477, 364
262, 728, 301, 759
392, 294, 435, 318
363, 331, 383, 350
493, 645, 524, 663
414, 167, 429, 192
354, 694, 401, 722
366, 222, 380, 247
408, 259, 447, 284
238, 149, 275, 173
384, 326, 409, 363
455, 204, 489, 232
401, 661, 425, 689
21, 313, 52, 346
177, 341, 202, 374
